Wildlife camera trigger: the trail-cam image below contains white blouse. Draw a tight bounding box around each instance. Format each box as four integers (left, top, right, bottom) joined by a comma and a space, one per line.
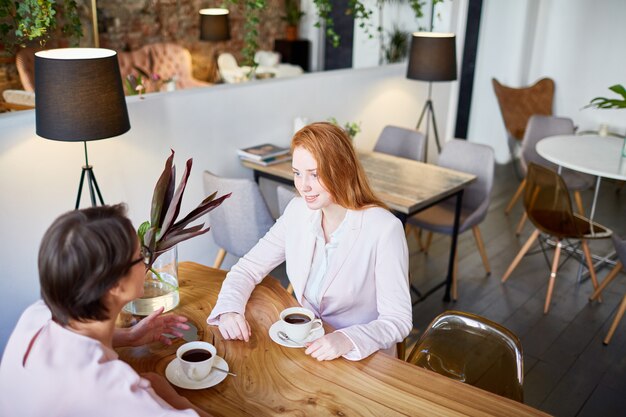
303, 210, 350, 310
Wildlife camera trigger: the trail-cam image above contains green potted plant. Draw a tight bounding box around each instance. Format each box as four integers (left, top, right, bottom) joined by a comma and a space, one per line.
282, 0, 305, 41
0, 0, 82, 53
586, 84, 626, 109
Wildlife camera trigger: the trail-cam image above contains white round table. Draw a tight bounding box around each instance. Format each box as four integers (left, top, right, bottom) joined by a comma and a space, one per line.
537, 134, 626, 220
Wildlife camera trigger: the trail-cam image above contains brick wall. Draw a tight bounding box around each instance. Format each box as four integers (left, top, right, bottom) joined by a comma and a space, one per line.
0, 0, 287, 108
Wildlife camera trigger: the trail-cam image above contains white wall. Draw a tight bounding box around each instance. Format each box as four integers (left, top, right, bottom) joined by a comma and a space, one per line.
0, 64, 437, 354
468, 0, 626, 163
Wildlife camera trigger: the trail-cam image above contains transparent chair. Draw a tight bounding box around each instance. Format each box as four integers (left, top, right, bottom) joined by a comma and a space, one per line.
501, 163, 612, 313
589, 234, 626, 345
202, 171, 275, 269
407, 310, 524, 402
504, 115, 594, 235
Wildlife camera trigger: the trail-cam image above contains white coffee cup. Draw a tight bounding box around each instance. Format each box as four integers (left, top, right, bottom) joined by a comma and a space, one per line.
176, 341, 216, 381
280, 307, 323, 342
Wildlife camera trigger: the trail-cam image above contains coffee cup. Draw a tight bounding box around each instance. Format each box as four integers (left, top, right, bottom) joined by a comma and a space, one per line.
176, 341, 216, 381
279, 307, 323, 342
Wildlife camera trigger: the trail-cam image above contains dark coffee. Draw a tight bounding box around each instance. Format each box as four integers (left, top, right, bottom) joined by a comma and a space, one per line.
283, 313, 311, 324
181, 349, 212, 362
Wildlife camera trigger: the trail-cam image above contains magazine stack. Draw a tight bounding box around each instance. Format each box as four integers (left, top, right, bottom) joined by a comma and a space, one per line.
237, 143, 291, 166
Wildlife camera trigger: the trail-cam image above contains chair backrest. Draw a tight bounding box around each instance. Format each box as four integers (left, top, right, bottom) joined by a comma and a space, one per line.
438, 139, 495, 226
277, 186, 296, 216
217, 53, 239, 71
524, 163, 581, 238
16, 47, 40, 92
492, 77, 555, 142
148, 42, 194, 88
202, 171, 275, 257
373, 125, 426, 162
407, 310, 524, 402
520, 115, 575, 174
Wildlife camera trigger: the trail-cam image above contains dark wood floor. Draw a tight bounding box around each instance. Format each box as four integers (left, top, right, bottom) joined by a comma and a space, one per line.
406, 163, 626, 417
271, 162, 626, 416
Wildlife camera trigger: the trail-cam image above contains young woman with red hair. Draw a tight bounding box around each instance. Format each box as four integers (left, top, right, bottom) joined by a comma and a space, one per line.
208, 122, 412, 361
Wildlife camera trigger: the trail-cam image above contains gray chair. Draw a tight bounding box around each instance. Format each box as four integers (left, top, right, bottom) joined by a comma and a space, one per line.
590, 234, 626, 345
277, 185, 296, 216
373, 125, 426, 162
407, 139, 495, 300
202, 171, 275, 269
505, 115, 595, 235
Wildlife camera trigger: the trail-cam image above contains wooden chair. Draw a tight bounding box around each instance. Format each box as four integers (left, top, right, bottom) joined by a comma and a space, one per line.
589, 234, 626, 345
505, 115, 594, 235
407, 311, 524, 402
501, 163, 612, 314
202, 171, 274, 269
407, 139, 495, 300
492, 77, 554, 178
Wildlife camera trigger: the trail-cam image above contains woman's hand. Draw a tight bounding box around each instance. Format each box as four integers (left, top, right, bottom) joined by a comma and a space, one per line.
113, 307, 190, 347
218, 312, 251, 342
304, 332, 353, 361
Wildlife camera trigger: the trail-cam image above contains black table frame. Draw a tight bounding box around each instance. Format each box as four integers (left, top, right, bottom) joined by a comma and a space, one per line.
249, 169, 465, 304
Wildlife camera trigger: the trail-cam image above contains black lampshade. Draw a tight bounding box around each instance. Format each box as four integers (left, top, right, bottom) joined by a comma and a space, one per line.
35, 48, 130, 142
200, 8, 230, 41
407, 32, 457, 82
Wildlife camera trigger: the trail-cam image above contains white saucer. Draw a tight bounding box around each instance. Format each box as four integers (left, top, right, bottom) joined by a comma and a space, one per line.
268, 320, 325, 348
165, 356, 229, 390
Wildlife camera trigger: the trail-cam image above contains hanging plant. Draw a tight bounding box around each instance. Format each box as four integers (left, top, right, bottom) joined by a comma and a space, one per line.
0, 0, 82, 53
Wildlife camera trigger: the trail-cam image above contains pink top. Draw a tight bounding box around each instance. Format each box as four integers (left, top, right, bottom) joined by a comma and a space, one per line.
0, 300, 198, 417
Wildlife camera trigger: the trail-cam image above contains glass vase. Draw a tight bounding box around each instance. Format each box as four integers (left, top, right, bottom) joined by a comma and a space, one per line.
124, 246, 180, 316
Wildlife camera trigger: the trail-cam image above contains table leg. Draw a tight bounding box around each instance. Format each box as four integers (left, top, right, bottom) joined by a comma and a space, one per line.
444, 189, 464, 302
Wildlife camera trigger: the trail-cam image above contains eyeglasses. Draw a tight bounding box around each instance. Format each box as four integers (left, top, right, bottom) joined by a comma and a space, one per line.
128, 256, 146, 268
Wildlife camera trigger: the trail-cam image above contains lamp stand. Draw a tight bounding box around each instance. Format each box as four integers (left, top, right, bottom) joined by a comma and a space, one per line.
75, 141, 104, 209
415, 82, 442, 158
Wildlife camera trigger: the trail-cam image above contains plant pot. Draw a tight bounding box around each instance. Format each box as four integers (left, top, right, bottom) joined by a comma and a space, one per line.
124, 246, 180, 315
285, 25, 298, 41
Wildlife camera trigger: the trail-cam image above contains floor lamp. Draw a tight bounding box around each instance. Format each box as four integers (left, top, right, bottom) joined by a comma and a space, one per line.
199, 8, 231, 81
35, 48, 131, 209
407, 32, 457, 157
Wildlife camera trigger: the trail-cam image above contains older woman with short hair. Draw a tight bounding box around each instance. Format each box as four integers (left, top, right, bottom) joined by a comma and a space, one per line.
0, 205, 212, 417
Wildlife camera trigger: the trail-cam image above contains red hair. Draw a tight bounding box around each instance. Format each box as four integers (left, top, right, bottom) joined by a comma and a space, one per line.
291, 122, 386, 210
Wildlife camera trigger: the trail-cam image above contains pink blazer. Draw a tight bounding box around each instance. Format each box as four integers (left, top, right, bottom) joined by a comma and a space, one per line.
207, 197, 412, 360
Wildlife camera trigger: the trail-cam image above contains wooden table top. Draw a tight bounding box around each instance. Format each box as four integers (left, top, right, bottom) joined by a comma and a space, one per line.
242, 151, 476, 215
117, 262, 547, 417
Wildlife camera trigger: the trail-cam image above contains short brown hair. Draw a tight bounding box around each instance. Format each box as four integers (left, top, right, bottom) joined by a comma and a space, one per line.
38, 204, 137, 325
291, 122, 386, 209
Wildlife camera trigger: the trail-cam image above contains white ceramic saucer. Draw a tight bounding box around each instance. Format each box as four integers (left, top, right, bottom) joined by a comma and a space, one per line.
165, 356, 229, 390
268, 320, 325, 348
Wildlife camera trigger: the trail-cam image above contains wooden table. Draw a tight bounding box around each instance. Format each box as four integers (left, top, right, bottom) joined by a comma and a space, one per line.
117, 262, 547, 417
242, 151, 476, 302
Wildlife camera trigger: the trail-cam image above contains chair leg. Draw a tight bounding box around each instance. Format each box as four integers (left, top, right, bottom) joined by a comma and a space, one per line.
590, 261, 623, 301
515, 212, 528, 236
544, 240, 563, 314
423, 231, 433, 254
604, 294, 626, 345
502, 229, 540, 283
573, 191, 585, 215
413, 227, 425, 251
213, 248, 227, 269
505, 179, 526, 215
581, 240, 602, 302
472, 226, 491, 275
